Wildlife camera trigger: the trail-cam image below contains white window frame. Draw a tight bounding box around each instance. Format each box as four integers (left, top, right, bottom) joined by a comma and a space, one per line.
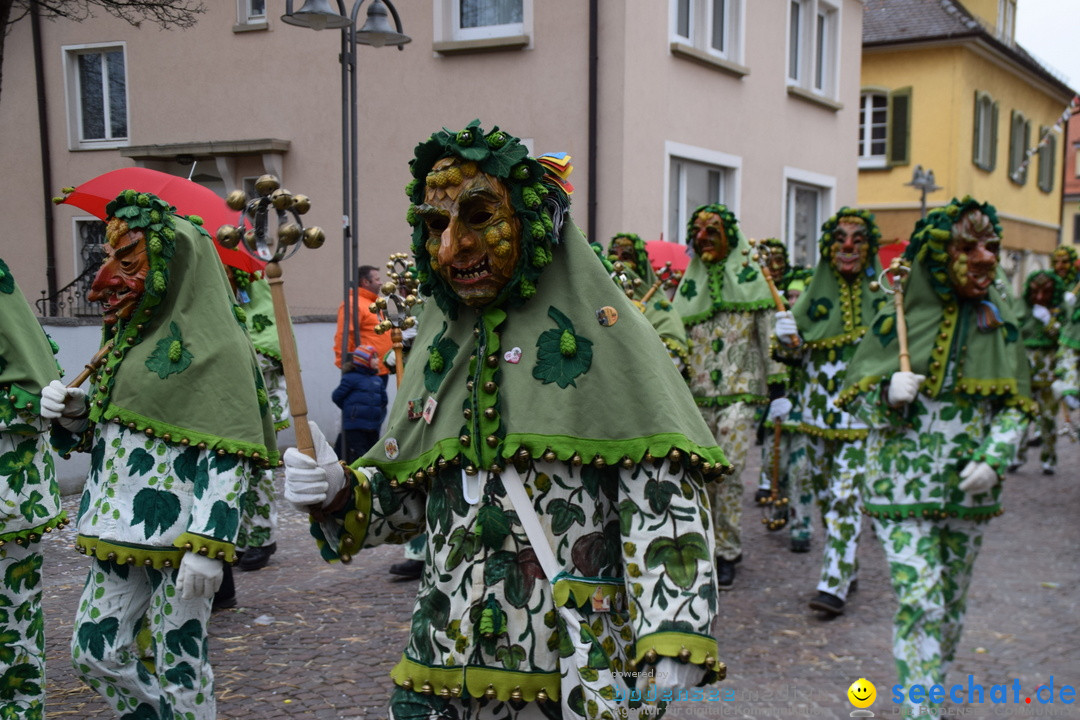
239, 0, 266, 23
435, 0, 532, 44
997, 0, 1016, 40
670, 0, 743, 63
858, 91, 889, 169
62, 42, 129, 150
787, 0, 840, 100
782, 167, 836, 267
663, 141, 741, 245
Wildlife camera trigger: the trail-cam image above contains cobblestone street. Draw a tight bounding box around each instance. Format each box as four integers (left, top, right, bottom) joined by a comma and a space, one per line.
40, 435, 1080, 719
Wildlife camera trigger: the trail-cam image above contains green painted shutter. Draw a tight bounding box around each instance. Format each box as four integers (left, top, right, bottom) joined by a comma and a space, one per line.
887, 86, 912, 167
990, 100, 999, 171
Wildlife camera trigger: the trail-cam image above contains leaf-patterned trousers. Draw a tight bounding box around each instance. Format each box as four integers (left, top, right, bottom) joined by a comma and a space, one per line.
237, 468, 278, 551
788, 434, 864, 599
1015, 384, 1059, 470
71, 558, 216, 720
387, 687, 559, 720
0, 542, 46, 720
698, 402, 756, 561
870, 517, 986, 715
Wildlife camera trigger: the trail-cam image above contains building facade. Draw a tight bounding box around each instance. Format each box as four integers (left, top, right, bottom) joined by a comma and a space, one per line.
857, 0, 1076, 282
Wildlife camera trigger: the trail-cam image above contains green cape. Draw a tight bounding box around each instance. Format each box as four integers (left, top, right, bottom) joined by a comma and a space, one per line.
672, 210, 775, 324
1019, 270, 1065, 349
838, 227, 1034, 416
358, 220, 729, 482
607, 233, 659, 287
85, 192, 279, 466
790, 263, 886, 348
0, 259, 62, 417
240, 277, 283, 362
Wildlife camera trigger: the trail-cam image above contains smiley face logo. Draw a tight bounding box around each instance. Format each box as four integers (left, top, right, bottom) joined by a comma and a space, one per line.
847, 678, 876, 708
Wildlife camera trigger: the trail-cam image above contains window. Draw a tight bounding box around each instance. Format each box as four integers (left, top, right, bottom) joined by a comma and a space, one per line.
64, 44, 128, 149
1074, 213, 1080, 244
998, 0, 1016, 41
672, 0, 742, 61
783, 168, 835, 267
1037, 126, 1055, 193
435, 0, 531, 46
1008, 109, 1031, 185
665, 142, 740, 246
240, 0, 265, 23
860, 87, 913, 169
972, 91, 998, 171
788, 0, 838, 98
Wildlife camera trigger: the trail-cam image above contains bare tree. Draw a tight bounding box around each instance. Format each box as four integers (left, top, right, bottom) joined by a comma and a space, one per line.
0, 0, 206, 103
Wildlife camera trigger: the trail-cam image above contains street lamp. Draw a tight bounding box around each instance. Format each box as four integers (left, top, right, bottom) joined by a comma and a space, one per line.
905, 164, 942, 219
282, 0, 410, 367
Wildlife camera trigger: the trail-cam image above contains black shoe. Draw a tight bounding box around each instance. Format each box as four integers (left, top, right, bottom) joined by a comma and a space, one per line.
848, 580, 858, 594
1006, 463, 1021, 473
808, 591, 844, 616
753, 488, 772, 504
716, 558, 736, 590
238, 542, 276, 572
1028, 436, 1043, 447
790, 538, 810, 553
212, 594, 237, 611
389, 559, 424, 579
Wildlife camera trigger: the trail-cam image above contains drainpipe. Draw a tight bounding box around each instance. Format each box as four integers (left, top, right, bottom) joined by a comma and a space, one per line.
587, 0, 598, 244
32, 4, 58, 314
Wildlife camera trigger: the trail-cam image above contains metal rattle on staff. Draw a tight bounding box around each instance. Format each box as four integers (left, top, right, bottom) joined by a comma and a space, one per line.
871, 257, 912, 373
372, 253, 421, 388
216, 175, 325, 459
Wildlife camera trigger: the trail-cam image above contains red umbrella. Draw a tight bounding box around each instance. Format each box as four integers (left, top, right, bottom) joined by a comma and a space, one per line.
878, 239, 908, 268
56, 167, 264, 273
645, 239, 691, 274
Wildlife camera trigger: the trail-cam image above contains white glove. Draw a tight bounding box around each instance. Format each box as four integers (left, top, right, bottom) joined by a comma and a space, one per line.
383, 350, 396, 370
1066, 395, 1080, 411
1031, 304, 1052, 326
283, 421, 346, 511
652, 658, 707, 693
767, 397, 792, 421
401, 325, 418, 342
887, 371, 925, 406
175, 553, 223, 600
773, 311, 799, 345
1051, 380, 1071, 401
958, 461, 998, 494
39, 379, 89, 432
1066, 292, 1077, 307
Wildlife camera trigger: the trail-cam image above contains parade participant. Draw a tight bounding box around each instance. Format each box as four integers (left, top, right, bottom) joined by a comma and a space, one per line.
230, 269, 288, 572
40, 190, 278, 720
673, 204, 789, 589
1051, 245, 1078, 306
0, 259, 71, 720
603, 233, 688, 364
752, 240, 811, 511
1013, 270, 1065, 474
772, 209, 885, 615
285, 121, 727, 719
837, 196, 1033, 717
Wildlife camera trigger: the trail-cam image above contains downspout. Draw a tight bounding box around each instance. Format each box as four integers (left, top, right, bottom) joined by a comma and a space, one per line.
32, 4, 58, 314
587, 0, 598, 244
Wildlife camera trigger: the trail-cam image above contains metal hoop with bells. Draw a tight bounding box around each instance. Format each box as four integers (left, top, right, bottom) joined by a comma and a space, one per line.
216, 175, 326, 459
870, 257, 913, 373
372, 253, 422, 388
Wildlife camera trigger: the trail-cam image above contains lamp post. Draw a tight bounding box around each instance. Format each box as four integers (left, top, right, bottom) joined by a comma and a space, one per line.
282, 0, 410, 368
905, 164, 942, 219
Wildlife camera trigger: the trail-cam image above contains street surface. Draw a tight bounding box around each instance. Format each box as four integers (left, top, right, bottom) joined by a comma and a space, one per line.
40, 434, 1080, 718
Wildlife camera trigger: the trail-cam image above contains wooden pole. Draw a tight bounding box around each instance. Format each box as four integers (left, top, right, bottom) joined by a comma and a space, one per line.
67, 341, 114, 389
264, 260, 314, 459
891, 260, 912, 373
390, 326, 403, 389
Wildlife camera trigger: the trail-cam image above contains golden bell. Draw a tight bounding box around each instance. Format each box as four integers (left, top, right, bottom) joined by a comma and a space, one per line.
382, 281, 398, 295
225, 190, 248, 212
292, 194, 311, 214
302, 226, 326, 249
278, 222, 302, 246
402, 316, 417, 329
216, 225, 241, 249
255, 174, 280, 196
270, 188, 293, 211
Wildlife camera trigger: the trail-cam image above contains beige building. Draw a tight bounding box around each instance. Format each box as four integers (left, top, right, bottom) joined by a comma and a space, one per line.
2, 0, 865, 316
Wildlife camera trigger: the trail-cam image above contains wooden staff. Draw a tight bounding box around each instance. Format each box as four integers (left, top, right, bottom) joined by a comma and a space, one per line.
67, 341, 115, 389
265, 261, 314, 459
749, 240, 800, 347
888, 258, 913, 373
390, 326, 404, 389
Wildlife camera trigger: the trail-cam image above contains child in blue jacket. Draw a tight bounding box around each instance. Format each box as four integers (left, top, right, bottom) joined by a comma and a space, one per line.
332, 345, 388, 463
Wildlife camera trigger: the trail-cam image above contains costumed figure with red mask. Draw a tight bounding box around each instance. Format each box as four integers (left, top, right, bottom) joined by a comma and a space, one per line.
837, 197, 1033, 717
40, 191, 278, 720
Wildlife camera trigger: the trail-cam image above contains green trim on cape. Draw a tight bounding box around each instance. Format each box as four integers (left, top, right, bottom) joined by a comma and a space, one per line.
390, 656, 561, 702
0, 514, 68, 546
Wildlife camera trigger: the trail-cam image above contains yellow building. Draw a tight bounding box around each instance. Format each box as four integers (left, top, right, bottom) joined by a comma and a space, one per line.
858, 0, 1075, 272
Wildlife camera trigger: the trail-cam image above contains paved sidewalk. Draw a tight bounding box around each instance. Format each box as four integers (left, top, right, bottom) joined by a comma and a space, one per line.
40, 437, 1080, 719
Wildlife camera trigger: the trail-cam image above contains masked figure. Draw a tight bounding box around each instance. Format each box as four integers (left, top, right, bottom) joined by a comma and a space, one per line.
838, 196, 1033, 717
672, 204, 789, 590
0, 259, 73, 720
602, 233, 688, 365
1012, 270, 1065, 474
772, 209, 886, 615
284, 122, 727, 720
41, 191, 278, 720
